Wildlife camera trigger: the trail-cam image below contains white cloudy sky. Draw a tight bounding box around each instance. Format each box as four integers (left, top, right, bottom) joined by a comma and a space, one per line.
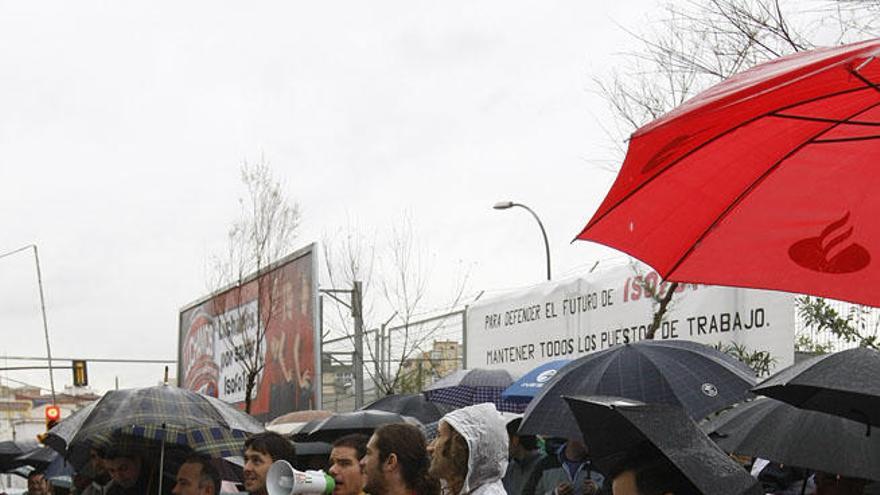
0, 1, 660, 393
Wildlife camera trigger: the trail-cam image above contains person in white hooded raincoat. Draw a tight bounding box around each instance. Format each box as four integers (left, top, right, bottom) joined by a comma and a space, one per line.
429, 403, 509, 495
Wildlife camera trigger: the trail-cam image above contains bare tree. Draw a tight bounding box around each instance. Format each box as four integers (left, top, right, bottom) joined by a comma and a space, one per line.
626, 261, 681, 339
596, 0, 880, 148
322, 213, 470, 397
597, 0, 880, 341
209, 159, 301, 413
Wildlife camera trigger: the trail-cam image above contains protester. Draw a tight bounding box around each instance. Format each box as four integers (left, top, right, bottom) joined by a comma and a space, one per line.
529, 440, 603, 495
328, 434, 368, 495
605, 451, 696, 495
172, 454, 221, 495
502, 418, 546, 495
360, 423, 439, 495
80, 449, 116, 495
243, 431, 297, 495
26, 472, 51, 495
104, 449, 159, 495
428, 403, 508, 495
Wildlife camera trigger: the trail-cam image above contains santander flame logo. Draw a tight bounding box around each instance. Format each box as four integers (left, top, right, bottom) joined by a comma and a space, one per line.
788, 212, 870, 274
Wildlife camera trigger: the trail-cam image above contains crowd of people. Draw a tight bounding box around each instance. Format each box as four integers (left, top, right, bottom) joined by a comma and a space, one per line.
12, 401, 872, 495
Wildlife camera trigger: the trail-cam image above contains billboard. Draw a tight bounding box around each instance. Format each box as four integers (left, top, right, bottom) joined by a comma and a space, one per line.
466, 262, 795, 376
178, 243, 319, 421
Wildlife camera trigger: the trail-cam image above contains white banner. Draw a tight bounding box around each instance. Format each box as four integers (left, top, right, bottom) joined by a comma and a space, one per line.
214, 299, 265, 403
466, 263, 794, 376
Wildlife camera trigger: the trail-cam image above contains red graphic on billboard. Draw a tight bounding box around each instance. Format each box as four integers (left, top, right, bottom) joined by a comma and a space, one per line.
178, 245, 317, 421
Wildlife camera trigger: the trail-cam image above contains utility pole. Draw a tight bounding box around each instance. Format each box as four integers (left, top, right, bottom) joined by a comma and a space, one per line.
320, 282, 366, 410
376, 312, 397, 396
0, 244, 56, 403
352, 281, 364, 409
32, 246, 56, 404
374, 324, 381, 391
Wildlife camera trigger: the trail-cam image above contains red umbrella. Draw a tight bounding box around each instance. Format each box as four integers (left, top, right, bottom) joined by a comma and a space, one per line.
578, 38, 880, 306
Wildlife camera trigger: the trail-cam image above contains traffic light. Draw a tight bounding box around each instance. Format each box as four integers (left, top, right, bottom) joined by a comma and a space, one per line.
72, 359, 88, 387
44, 404, 61, 431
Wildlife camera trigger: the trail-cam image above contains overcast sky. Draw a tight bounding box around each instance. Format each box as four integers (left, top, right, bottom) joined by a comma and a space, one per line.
0, 1, 660, 393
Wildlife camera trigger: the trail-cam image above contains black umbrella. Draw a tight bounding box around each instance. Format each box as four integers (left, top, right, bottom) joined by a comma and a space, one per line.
0, 440, 40, 472
295, 410, 421, 443
520, 340, 756, 439
752, 347, 880, 429
703, 397, 880, 481
14, 445, 58, 469
423, 368, 525, 413
564, 396, 762, 495
362, 394, 456, 423
292, 442, 332, 457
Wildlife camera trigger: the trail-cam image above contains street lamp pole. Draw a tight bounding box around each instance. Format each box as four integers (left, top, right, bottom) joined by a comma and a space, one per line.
493, 201, 551, 281
0, 244, 57, 403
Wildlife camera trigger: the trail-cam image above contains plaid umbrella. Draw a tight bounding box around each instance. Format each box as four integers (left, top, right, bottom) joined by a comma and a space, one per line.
423, 368, 526, 413
44, 385, 264, 461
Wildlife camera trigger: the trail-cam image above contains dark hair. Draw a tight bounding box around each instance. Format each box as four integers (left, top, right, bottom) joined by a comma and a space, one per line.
374, 424, 440, 495
506, 421, 539, 451
244, 431, 297, 465
332, 434, 369, 460
182, 454, 221, 495
102, 446, 140, 462
607, 450, 699, 495
518, 435, 539, 451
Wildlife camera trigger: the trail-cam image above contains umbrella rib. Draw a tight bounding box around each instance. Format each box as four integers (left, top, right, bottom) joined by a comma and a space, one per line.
814, 134, 880, 143
578, 80, 875, 239
771, 113, 880, 126
665, 97, 880, 278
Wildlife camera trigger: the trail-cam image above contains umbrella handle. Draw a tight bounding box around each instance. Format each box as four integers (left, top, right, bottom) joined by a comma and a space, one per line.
158, 424, 166, 495
800, 471, 810, 495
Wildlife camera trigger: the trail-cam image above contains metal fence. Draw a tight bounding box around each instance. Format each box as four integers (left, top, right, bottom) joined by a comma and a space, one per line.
793, 297, 880, 354
319, 289, 879, 411
320, 309, 465, 412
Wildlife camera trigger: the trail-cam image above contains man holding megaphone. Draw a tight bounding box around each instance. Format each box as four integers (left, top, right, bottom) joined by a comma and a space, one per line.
244, 432, 298, 495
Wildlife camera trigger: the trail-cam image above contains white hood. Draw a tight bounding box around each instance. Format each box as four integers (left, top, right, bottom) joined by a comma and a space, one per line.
441, 403, 509, 495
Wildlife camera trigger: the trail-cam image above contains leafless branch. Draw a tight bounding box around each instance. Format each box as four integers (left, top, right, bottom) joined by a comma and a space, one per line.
209, 157, 300, 413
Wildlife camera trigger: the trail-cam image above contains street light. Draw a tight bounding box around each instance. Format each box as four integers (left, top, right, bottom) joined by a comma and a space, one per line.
493, 201, 551, 281
0, 244, 57, 403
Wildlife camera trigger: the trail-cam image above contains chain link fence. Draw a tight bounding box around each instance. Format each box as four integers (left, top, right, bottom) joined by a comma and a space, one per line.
321, 309, 465, 412
794, 297, 880, 354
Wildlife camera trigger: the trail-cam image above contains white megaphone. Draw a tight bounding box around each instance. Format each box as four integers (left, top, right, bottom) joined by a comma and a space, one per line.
267, 460, 336, 495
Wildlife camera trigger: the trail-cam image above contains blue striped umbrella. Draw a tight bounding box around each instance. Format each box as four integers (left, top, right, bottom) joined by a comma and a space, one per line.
423, 368, 526, 413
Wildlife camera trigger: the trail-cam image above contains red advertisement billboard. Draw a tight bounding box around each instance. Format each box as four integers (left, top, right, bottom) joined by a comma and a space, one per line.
178, 244, 319, 421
